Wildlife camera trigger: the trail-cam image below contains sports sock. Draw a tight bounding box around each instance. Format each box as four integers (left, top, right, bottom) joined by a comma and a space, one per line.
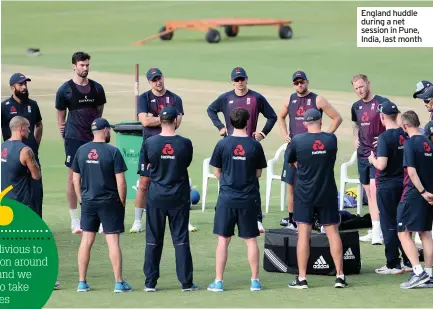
69, 209, 78, 221
298, 276, 306, 282
413, 264, 423, 276
337, 274, 345, 280
289, 212, 294, 222
134, 208, 144, 221
425, 268, 432, 277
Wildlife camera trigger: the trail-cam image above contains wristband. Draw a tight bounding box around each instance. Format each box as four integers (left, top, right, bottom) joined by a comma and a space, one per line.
420, 189, 426, 194
259, 132, 266, 138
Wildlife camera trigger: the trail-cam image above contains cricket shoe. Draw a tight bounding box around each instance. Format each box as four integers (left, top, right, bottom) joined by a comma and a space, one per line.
54, 281, 60, 290
334, 277, 349, 288
114, 281, 132, 293
77, 281, 90, 292
375, 265, 404, 275
207, 280, 223, 292
250, 279, 262, 291
71, 219, 82, 234
258, 221, 265, 233
417, 277, 433, 288
400, 271, 430, 289
129, 220, 143, 233
288, 276, 308, 289
98, 224, 104, 234
188, 223, 198, 232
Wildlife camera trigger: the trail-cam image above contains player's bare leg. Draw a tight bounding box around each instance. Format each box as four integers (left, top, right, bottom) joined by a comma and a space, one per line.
369, 179, 383, 245
282, 184, 297, 230
288, 223, 310, 289
324, 224, 348, 288
105, 234, 123, 283
188, 178, 197, 232
77, 231, 96, 291
130, 176, 148, 233
67, 168, 81, 234
244, 237, 262, 291
208, 236, 230, 292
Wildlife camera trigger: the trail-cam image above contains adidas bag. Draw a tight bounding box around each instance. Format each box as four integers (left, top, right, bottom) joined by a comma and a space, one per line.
263, 228, 361, 275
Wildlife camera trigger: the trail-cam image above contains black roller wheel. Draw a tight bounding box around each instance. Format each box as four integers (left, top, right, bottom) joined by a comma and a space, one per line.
224, 25, 239, 37
206, 28, 221, 43
279, 25, 293, 39
159, 26, 173, 41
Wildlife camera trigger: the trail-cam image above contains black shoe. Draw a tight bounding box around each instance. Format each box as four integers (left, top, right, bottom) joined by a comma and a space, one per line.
288, 276, 308, 289
280, 217, 290, 227
334, 277, 348, 288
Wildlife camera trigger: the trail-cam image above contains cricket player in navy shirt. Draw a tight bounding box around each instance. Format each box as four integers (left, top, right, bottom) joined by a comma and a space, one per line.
396, 111, 433, 289
368, 101, 411, 274
142, 106, 197, 292
351, 74, 388, 245
286, 109, 348, 290
56, 52, 107, 234
1, 73, 44, 218
412, 80, 433, 122
207, 67, 277, 233
278, 71, 342, 230
72, 118, 132, 293
207, 108, 267, 292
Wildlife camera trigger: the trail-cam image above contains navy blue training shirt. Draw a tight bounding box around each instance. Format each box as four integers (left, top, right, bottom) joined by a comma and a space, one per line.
210, 136, 267, 208
287, 132, 338, 207
207, 89, 277, 137
401, 135, 433, 200
142, 135, 193, 208
376, 127, 407, 186
1, 96, 42, 156
55, 79, 106, 142
71, 142, 127, 204
137, 90, 184, 140
287, 92, 322, 138
1, 140, 33, 206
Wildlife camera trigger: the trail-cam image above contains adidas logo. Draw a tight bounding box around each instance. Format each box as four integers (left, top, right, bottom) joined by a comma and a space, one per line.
344, 248, 355, 260
313, 255, 329, 269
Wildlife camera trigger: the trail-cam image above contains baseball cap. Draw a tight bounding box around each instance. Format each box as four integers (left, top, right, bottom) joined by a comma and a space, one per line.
378, 100, 400, 115
9, 73, 31, 86
231, 67, 248, 80
146, 68, 163, 81
292, 71, 307, 81
424, 121, 433, 138
304, 109, 322, 122
413, 80, 433, 99
91, 118, 112, 131
159, 106, 178, 120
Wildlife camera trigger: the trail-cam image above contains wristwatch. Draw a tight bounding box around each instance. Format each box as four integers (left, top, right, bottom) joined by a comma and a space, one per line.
420, 189, 426, 194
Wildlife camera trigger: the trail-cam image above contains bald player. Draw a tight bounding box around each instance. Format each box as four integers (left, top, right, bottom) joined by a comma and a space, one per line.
278, 71, 342, 230
351, 74, 388, 245
413, 80, 433, 121
207, 67, 277, 233
56, 51, 107, 234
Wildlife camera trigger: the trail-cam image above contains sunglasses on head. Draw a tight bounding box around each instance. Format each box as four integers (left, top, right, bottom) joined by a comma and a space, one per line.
233, 77, 246, 82
293, 80, 305, 86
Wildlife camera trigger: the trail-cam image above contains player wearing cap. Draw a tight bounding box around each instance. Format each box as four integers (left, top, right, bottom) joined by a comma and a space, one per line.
207, 108, 267, 292
278, 71, 342, 230
72, 118, 132, 293
142, 106, 197, 292
207, 67, 277, 233
351, 74, 389, 245
413, 80, 433, 121
286, 109, 347, 289
368, 101, 412, 274
131, 68, 197, 233
1, 73, 44, 218
396, 111, 433, 289
55, 52, 107, 234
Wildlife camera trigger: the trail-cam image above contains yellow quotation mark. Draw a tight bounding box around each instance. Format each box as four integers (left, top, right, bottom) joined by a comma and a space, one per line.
0, 185, 14, 226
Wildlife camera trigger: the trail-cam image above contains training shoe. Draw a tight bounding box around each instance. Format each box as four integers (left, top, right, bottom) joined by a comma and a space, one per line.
188, 223, 198, 232
114, 281, 132, 293
334, 277, 349, 288
54, 281, 60, 290
401, 262, 413, 272
280, 217, 290, 227
375, 265, 404, 275
400, 271, 430, 289
250, 279, 262, 291
144, 286, 156, 292
98, 224, 104, 234
129, 220, 142, 233
207, 280, 223, 292
77, 281, 90, 292
288, 277, 308, 289
285, 223, 298, 231
182, 284, 199, 292
71, 219, 82, 234
258, 221, 265, 233
359, 230, 372, 242
417, 277, 433, 288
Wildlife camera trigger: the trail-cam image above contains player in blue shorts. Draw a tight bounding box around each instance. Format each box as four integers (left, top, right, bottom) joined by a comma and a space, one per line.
277, 71, 342, 230
72, 118, 131, 293
207, 67, 277, 233
55, 52, 107, 234
351, 74, 389, 245
286, 109, 348, 289
142, 107, 197, 292
207, 108, 267, 292
368, 101, 412, 274
397, 111, 433, 289
412, 80, 433, 121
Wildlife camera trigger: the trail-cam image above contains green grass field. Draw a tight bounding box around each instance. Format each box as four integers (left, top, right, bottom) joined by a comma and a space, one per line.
1, 1, 433, 308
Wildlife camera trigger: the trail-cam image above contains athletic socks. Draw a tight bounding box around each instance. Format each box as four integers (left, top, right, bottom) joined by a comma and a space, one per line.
337, 274, 345, 280
413, 264, 424, 276
298, 276, 306, 282
289, 212, 297, 228
135, 208, 144, 221
425, 267, 432, 277
69, 209, 78, 220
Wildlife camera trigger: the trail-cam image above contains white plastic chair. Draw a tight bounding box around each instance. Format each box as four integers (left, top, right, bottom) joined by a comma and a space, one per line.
202, 157, 219, 212
265, 144, 288, 213
339, 150, 363, 215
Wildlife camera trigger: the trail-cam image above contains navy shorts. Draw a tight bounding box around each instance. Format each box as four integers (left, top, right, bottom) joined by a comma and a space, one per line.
294, 199, 340, 226
357, 158, 376, 185
397, 191, 433, 233
281, 144, 296, 185
81, 200, 125, 234
64, 138, 87, 168
137, 147, 150, 177
213, 206, 260, 238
